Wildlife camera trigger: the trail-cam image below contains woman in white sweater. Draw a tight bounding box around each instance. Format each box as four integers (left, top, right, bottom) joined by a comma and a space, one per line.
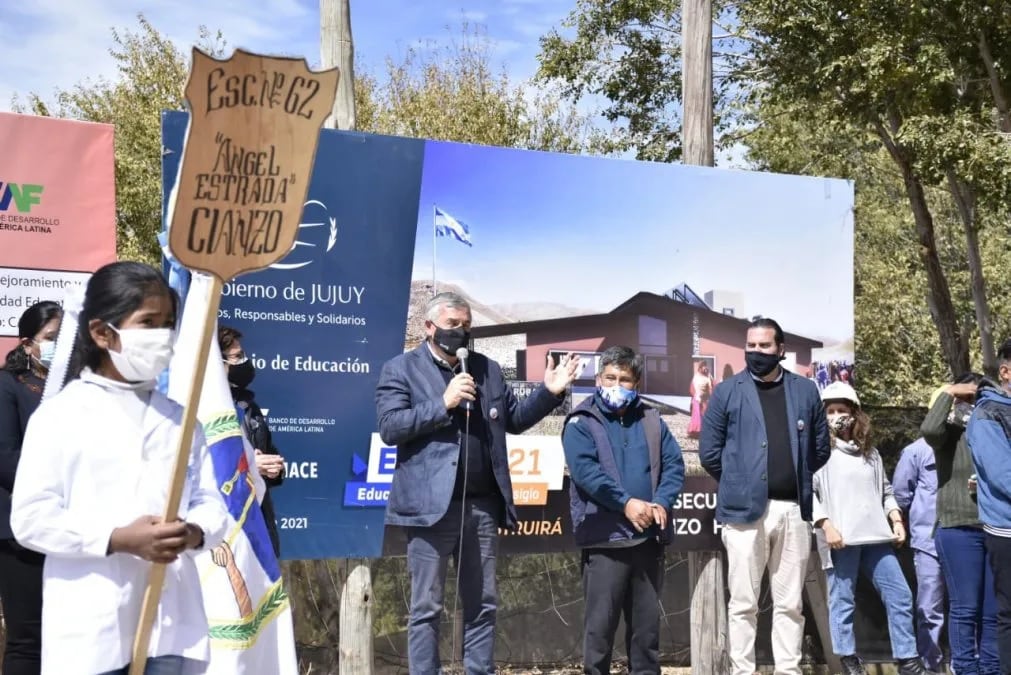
813, 382, 925, 675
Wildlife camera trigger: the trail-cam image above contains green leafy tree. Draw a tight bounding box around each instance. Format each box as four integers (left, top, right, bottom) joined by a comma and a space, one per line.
537, 0, 750, 161
357, 24, 593, 154
739, 0, 1011, 377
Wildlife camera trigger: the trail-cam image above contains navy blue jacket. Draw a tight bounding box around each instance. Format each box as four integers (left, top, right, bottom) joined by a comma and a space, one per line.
376, 343, 562, 528
563, 394, 684, 547
699, 369, 830, 523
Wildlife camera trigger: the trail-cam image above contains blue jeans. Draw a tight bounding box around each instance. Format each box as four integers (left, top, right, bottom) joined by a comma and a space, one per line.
912, 550, 945, 671
406, 496, 500, 675
827, 543, 918, 659
935, 526, 1000, 675
98, 655, 186, 675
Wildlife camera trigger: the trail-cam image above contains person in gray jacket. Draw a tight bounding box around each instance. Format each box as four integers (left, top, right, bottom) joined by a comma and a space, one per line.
813, 382, 925, 675
375, 292, 581, 675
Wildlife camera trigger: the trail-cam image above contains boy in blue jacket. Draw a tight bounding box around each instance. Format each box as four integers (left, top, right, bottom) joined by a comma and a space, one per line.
967, 337, 1011, 674
563, 345, 685, 675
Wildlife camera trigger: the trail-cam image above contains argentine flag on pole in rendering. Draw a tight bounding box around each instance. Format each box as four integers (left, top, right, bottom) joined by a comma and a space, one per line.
161, 243, 298, 674
434, 206, 473, 247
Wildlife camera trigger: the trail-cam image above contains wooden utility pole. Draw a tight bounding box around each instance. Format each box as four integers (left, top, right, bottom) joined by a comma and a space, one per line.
680, 7, 840, 671
321, 0, 356, 130
682, 0, 713, 167
682, 2, 724, 674
321, 2, 373, 674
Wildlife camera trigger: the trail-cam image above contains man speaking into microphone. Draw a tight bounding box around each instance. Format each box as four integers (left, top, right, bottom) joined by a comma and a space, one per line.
376, 292, 581, 675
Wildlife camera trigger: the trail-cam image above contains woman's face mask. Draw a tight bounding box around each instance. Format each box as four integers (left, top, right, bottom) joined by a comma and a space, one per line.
228, 358, 256, 389
827, 412, 854, 433
35, 339, 57, 369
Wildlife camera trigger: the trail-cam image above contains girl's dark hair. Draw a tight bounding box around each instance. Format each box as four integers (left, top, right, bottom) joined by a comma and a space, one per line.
218, 325, 243, 353
70, 262, 178, 377
3, 301, 63, 375
955, 372, 985, 385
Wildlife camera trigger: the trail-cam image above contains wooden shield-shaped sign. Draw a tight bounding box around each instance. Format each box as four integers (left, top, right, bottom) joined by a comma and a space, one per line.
168, 48, 339, 281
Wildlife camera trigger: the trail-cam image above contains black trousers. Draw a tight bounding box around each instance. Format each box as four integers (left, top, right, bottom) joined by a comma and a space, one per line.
0, 539, 44, 675
581, 539, 664, 675
988, 533, 1011, 675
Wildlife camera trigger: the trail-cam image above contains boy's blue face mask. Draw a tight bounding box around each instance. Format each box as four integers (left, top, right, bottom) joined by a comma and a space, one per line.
598, 384, 638, 411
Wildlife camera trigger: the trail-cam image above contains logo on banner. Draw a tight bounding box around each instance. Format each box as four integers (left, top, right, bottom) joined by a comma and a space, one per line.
343, 433, 396, 506
0, 182, 43, 213
343, 433, 566, 508
271, 200, 338, 271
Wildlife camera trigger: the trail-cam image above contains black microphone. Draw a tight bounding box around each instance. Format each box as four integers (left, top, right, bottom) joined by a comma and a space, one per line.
456, 347, 473, 411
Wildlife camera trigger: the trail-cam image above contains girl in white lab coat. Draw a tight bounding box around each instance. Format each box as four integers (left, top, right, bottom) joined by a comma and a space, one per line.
10, 261, 228, 675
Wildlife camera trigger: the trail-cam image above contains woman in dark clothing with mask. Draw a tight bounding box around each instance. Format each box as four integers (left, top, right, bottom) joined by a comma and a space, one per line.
0, 301, 62, 675
218, 326, 284, 558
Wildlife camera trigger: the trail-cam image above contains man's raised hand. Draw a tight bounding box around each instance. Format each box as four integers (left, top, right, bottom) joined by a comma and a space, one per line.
544, 352, 582, 395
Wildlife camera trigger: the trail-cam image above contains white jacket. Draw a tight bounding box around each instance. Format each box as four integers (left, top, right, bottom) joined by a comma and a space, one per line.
11, 371, 228, 674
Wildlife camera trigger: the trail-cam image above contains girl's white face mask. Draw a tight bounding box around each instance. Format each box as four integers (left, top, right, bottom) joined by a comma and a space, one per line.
107, 325, 176, 382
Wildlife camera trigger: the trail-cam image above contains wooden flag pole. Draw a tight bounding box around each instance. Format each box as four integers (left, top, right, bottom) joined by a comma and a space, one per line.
129, 279, 222, 675
128, 47, 337, 674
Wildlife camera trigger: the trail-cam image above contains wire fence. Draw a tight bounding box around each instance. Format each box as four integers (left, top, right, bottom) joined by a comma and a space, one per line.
290, 544, 928, 674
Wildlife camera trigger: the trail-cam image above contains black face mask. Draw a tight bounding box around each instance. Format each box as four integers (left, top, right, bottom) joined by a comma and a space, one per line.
228, 360, 256, 389
432, 326, 470, 355
745, 351, 783, 377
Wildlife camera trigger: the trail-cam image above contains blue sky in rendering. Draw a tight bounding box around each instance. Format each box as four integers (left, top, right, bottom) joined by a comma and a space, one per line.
415, 140, 854, 342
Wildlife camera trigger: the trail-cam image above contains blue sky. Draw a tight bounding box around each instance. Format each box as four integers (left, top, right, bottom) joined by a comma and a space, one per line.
416, 141, 855, 342
0, 0, 574, 110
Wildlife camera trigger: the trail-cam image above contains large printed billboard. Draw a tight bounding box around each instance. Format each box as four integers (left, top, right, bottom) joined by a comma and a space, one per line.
162, 112, 854, 559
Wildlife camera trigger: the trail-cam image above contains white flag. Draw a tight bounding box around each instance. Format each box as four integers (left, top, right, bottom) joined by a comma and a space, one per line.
167, 272, 298, 675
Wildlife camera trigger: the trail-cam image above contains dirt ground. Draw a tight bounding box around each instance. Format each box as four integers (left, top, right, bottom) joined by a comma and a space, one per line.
487, 668, 907, 675
484, 669, 898, 675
